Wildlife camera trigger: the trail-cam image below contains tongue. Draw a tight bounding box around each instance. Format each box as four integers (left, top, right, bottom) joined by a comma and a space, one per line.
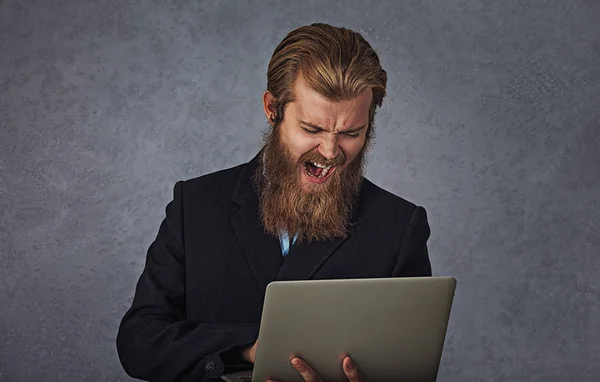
309, 164, 323, 177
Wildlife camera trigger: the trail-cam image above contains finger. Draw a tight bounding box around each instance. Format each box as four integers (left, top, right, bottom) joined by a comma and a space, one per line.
342, 356, 364, 382
291, 357, 322, 382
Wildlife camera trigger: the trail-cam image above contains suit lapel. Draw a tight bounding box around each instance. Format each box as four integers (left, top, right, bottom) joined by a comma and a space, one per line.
230, 153, 283, 293
275, 236, 347, 280
276, 193, 365, 281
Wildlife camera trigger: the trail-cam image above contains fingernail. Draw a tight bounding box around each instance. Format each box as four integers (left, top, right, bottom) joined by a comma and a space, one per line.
346, 358, 354, 369
291, 358, 300, 368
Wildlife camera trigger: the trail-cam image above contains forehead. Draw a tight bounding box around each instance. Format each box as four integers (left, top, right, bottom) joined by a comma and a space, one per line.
290, 76, 372, 127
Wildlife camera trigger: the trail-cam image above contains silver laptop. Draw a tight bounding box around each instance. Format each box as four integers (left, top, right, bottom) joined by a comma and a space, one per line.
222, 276, 456, 382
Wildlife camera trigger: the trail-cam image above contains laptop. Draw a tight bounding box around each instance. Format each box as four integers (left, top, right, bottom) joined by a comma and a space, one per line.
221, 276, 456, 382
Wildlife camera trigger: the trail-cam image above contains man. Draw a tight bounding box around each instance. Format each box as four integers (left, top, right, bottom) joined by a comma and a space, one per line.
116, 23, 432, 382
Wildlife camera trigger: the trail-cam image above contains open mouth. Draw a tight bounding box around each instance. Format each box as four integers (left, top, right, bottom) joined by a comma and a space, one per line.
303, 161, 336, 181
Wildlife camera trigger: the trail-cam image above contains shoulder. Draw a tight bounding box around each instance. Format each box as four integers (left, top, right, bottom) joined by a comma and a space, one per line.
165, 160, 252, 222
358, 177, 430, 234
358, 177, 431, 244
360, 177, 423, 216
180, 162, 246, 194
164, 160, 250, 211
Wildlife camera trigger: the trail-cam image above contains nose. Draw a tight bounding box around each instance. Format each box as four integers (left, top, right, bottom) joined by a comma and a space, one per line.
318, 134, 340, 160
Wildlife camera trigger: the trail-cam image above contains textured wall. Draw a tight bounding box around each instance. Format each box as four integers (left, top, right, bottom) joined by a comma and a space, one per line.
1, 0, 599, 381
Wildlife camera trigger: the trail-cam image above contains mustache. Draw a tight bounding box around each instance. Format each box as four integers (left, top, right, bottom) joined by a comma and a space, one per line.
298, 150, 346, 167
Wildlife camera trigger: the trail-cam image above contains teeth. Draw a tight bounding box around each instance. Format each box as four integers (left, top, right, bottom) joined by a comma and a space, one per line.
318, 166, 334, 178
312, 162, 333, 170
306, 162, 335, 178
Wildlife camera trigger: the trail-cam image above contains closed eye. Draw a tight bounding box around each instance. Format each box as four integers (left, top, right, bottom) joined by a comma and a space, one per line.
300, 123, 363, 138
301, 126, 320, 134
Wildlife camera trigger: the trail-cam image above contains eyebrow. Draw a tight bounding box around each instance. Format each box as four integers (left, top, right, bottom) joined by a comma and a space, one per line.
299, 120, 366, 133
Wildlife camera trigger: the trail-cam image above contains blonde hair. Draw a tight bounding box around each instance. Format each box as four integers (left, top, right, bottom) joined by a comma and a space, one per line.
266, 23, 387, 139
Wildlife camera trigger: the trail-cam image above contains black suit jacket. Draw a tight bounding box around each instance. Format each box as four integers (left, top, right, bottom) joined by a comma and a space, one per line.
116, 152, 432, 382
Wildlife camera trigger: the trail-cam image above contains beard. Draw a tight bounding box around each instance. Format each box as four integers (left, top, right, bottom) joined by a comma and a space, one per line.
254, 125, 369, 243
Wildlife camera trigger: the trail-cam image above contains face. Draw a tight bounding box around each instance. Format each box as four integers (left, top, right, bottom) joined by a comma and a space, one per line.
263, 76, 372, 192
256, 75, 373, 242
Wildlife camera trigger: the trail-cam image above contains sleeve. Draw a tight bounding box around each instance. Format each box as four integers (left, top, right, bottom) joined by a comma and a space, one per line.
392, 205, 433, 277
116, 181, 258, 382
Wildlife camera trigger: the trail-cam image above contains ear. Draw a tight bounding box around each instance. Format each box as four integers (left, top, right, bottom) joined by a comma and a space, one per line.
263, 91, 277, 126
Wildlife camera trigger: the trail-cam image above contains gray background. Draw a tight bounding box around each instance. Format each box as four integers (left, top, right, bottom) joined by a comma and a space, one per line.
1, 0, 599, 381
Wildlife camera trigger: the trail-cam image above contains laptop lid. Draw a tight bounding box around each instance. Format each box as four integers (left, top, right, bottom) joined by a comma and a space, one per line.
251, 276, 456, 382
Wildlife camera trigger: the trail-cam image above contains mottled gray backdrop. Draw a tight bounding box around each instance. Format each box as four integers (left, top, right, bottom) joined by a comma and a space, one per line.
1, 0, 599, 381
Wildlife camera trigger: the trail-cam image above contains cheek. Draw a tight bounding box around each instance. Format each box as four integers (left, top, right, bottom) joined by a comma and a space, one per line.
341, 139, 365, 162
287, 132, 317, 158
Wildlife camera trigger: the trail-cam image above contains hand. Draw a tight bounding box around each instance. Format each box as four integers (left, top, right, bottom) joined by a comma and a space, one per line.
267, 354, 364, 382
241, 340, 258, 364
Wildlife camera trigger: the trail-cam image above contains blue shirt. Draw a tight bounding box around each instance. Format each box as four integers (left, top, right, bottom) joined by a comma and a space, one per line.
279, 231, 297, 256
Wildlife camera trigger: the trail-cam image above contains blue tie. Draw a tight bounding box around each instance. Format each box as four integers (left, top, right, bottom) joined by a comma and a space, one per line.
279, 231, 297, 256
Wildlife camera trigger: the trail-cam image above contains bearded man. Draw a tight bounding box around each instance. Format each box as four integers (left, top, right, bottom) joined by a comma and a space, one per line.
116, 23, 432, 382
